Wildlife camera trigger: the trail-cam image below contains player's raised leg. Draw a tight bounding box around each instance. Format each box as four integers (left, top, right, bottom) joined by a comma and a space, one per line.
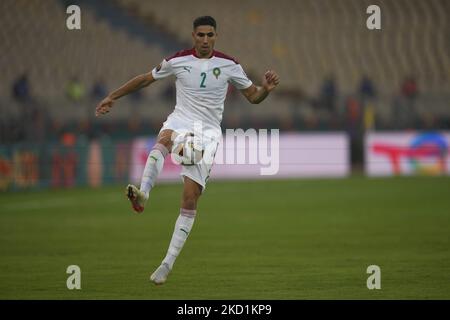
139, 130, 173, 197
126, 129, 174, 213
150, 177, 202, 284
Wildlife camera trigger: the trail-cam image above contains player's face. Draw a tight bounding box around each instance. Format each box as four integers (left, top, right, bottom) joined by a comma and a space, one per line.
192, 25, 217, 58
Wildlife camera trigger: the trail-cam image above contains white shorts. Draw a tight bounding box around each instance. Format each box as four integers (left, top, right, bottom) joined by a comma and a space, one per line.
159, 113, 220, 192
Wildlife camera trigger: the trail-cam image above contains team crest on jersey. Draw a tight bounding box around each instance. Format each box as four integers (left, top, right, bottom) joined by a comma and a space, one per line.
213, 67, 221, 79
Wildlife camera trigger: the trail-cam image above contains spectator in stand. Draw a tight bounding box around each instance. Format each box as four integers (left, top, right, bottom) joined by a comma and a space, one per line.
11, 73, 49, 142
13, 74, 31, 102
66, 76, 86, 102
319, 75, 337, 114
359, 75, 376, 101
358, 75, 377, 131
401, 76, 418, 100
91, 79, 107, 101
398, 76, 419, 128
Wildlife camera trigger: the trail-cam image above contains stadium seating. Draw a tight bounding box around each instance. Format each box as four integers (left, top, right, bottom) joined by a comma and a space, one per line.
0, 0, 448, 138
117, 0, 450, 95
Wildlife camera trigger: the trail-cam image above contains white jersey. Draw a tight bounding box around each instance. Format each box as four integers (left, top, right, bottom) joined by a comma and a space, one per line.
151, 48, 253, 138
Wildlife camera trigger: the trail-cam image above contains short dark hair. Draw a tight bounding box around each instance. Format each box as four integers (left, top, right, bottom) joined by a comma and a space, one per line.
193, 16, 217, 30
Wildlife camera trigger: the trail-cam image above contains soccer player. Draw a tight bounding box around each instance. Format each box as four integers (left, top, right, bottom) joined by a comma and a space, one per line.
95, 16, 280, 285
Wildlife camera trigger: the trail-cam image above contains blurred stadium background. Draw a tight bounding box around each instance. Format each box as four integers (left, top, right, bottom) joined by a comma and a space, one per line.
0, 0, 449, 299
1, 0, 449, 188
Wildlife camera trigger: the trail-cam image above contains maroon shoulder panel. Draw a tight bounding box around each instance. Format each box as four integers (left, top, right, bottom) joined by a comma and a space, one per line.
213, 50, 239, 64
165, 48, 195, 61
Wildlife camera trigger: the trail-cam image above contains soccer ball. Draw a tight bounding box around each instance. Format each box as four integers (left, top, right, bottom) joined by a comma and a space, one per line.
171, 133, 204, 165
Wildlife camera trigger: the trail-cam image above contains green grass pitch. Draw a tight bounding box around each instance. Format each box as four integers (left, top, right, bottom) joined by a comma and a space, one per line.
0, 177, 449, 299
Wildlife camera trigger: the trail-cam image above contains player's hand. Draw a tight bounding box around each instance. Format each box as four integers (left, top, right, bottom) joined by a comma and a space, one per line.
262, 70, 280, 92
95, 96, 114, 116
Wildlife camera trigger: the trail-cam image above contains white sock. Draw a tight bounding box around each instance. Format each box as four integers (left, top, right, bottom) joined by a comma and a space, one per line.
140, 143, 169, 198
162, 208, 196, 270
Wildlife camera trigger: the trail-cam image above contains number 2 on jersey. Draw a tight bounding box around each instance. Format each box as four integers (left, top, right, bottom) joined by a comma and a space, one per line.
200, 72, 207, 88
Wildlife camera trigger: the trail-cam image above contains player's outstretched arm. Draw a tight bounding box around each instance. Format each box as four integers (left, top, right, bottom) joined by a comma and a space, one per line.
240, 70, 280, 104
95, 72, 156, 116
